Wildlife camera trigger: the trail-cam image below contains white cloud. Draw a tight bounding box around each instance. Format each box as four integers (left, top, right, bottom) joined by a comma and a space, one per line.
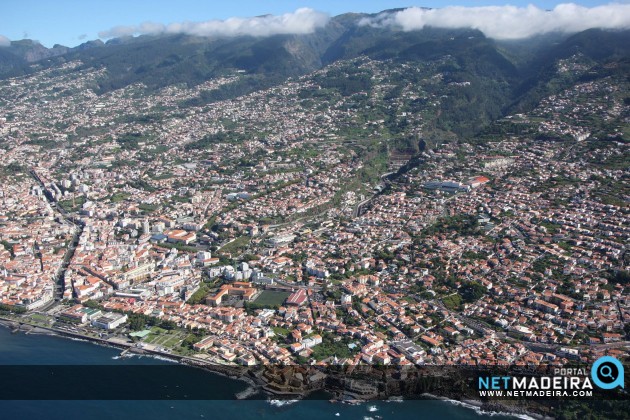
99, 22, 167, 39
359, 3, 630, 40
98, 8, 330, 40
0, 35, 10, 47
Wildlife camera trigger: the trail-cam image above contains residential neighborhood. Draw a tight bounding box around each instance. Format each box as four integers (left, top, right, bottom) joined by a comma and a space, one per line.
0, 54, 627, 374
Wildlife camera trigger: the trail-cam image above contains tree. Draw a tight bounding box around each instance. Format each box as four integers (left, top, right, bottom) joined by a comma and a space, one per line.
128, 315, 146, 331
83, 300, 103, 310
461, 282, 487, 303
159, 320, 177, 330
608, 270, 629, 286
0, 303, 26, 314
186, 283, 210, 305
181, 334, 202, 349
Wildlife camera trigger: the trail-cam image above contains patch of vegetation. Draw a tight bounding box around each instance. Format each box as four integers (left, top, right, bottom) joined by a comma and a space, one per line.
605, 269, 629, 286
0, 240, 14, 257
186, 283, 211, 305
253, 290, 290, 307
460, 281, 487, 302
0, 303, 27, 314
116, 132, 148, 150
313, 66, 373, 97
272, 326, 290, 338
422, 214, 479, 237
138, 203, 159, 213
311, 332, 358, 361
184, 131, 242, 151
0, 162, 25, 177
442, 294, 462, 310
109, 192, 131, 203
58, 196, 86, 212
218, 236, 251, 255
127, 179, 156, 192
181, 332, 205, 350
155, 242, 198, 253
534, 220, 560, 235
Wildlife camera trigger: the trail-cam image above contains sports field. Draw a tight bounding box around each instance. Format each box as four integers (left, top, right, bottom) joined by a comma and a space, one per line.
253, 290, 290, 306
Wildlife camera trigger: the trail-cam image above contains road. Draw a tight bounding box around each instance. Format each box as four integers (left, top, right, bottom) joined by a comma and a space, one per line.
273, 278, 322, 292
29, 168, 84, 301
353, 171, 398, 218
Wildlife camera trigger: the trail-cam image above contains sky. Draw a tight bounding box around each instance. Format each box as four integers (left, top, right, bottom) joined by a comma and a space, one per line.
1, 1, 629, 48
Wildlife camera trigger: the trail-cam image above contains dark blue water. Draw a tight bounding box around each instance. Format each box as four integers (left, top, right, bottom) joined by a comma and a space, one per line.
0, 326, 513, 419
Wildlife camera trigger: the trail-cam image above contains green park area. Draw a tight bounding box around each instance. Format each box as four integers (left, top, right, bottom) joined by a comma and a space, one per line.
142, 326, 187, 348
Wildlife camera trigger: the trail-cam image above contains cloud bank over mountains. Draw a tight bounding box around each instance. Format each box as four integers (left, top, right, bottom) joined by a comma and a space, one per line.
98, 8, 330, 39
360, 3, 630, 40
0, 35, 10, 47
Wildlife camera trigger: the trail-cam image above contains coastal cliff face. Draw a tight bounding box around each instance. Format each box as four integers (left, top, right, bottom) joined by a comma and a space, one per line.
0, 322, 624, 419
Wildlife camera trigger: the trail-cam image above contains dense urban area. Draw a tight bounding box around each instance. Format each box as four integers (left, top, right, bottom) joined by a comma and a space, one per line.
0, 46, 628, 399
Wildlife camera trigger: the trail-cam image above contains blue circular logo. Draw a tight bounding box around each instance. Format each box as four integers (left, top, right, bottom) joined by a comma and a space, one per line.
591, 356, 625, 390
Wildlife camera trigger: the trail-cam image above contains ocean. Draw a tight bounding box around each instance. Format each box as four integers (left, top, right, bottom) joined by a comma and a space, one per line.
0, 326, 520, 419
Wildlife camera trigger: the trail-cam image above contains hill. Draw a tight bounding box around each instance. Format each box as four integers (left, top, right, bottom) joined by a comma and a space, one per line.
0, 12, 628, 136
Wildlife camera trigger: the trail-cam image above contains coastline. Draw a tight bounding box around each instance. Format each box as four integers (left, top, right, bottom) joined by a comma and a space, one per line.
0, 315, 265, 397
0, 315, 548, 419
420, 393, 550, 420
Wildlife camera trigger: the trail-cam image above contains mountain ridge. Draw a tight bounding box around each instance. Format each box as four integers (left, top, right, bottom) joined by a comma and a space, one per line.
1, 11, 628, 137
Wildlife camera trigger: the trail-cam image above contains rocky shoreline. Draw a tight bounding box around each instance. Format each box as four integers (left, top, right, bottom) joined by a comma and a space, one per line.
0, 315, 554, 419
420, 393, 551, 420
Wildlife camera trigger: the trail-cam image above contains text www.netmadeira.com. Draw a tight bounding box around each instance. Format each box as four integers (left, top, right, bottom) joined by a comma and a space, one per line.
479, 390, 593, 397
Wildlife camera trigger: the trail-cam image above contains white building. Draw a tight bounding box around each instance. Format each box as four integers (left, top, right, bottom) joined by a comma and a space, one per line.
92, 312, 128, 330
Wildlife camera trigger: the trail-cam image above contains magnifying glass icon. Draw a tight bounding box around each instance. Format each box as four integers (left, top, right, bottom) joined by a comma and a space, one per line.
599, 365, 614, 379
